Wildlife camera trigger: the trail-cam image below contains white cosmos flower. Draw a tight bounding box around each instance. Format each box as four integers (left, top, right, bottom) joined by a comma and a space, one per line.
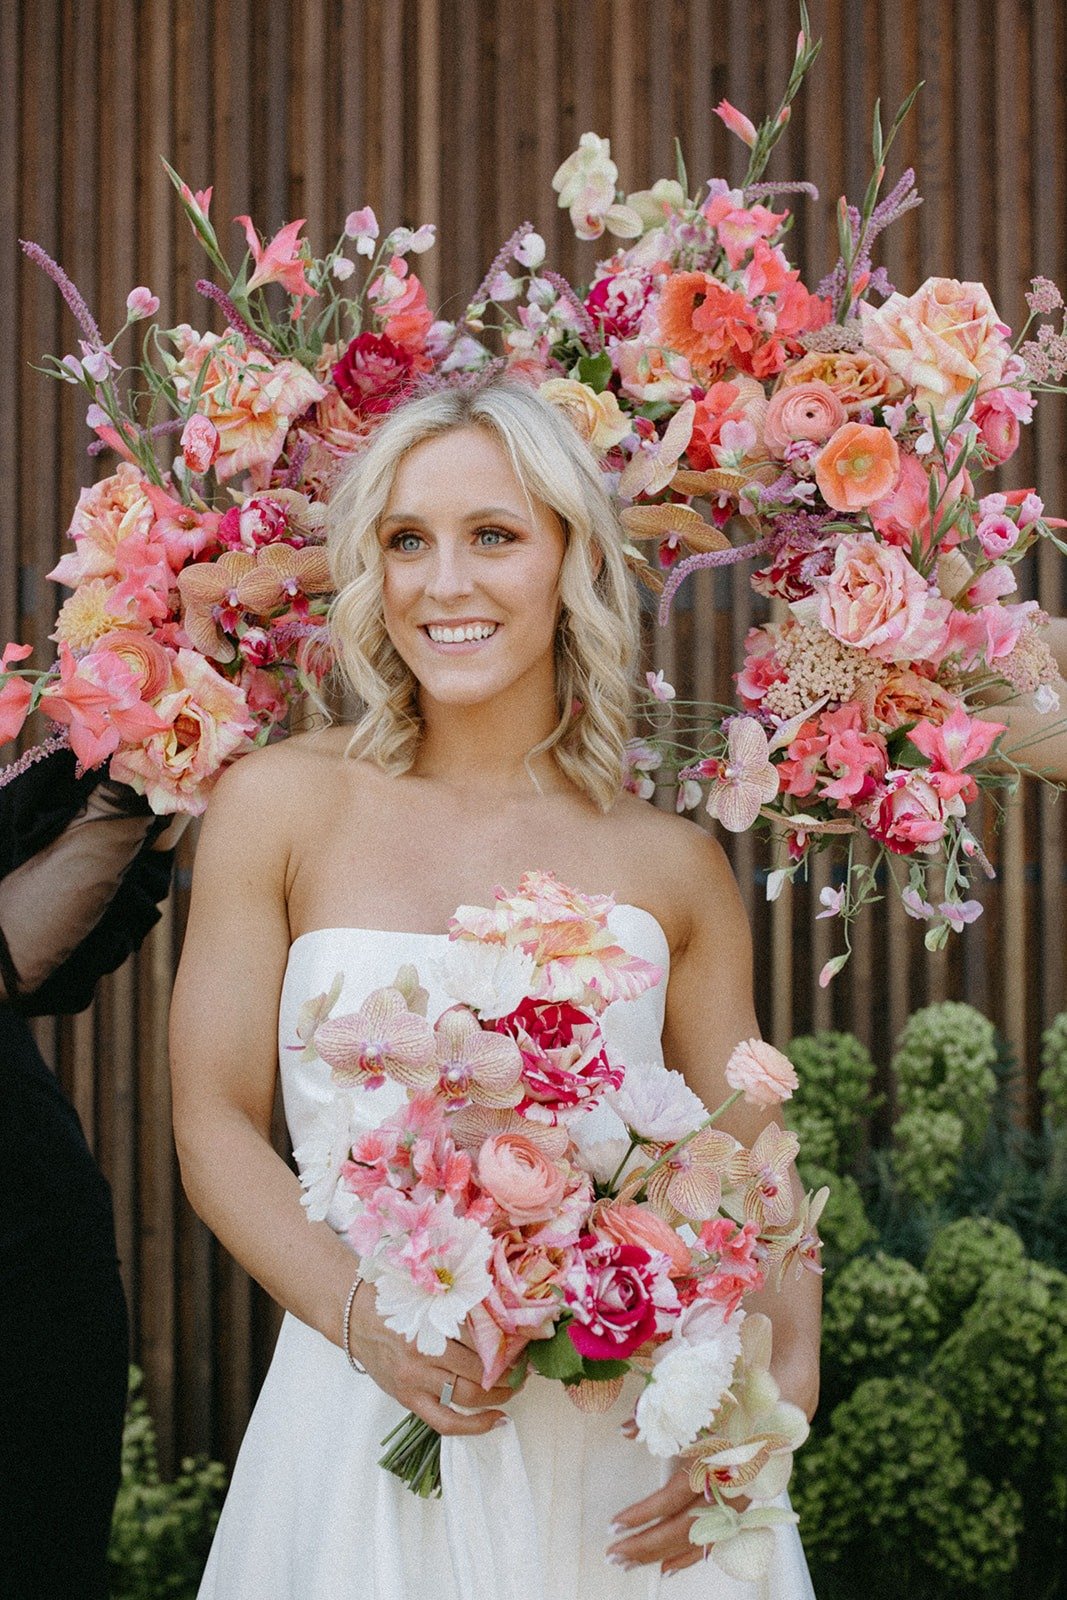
293, 1091, 371, 1230
373, 1204, 493, 1357
604, 1059, 707, 1143
432, 940, 537, 1020
635, 1303, 743, 1457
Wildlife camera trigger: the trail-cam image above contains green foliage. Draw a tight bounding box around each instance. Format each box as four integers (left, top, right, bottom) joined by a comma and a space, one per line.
821, 1251, 939, 1397
1040, 1012, 1067, 1125
891, 1001, 997, 1140
923, 1216, 1027, 1324
784, 1029, 879, 1169
891, 1105, 965, 1199
791, 1377, 1021, 1599
108, 1368, 226, 1600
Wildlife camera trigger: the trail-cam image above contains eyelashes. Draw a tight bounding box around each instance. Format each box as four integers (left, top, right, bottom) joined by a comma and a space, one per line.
384, 527, 518, 552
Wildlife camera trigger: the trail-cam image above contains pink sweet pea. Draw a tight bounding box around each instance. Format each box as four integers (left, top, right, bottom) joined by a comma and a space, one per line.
235, 216, 318, 299
939, 899, 983, 931
126, 286, 160, 320
180, 413, 221, 476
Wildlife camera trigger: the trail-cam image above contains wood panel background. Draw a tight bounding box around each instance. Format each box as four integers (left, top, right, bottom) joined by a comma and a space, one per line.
1, 0, 1064, 1468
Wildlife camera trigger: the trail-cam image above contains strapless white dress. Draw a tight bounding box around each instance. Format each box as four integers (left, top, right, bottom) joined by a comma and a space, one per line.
197, 907, 816, 1599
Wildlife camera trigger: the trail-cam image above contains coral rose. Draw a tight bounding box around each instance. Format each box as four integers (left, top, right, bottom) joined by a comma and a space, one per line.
859, 277, 1011, 424
592, 1202, 691, 1276
477, 1133, 568, 1225
815, 422, 900, 511
539, 378, 631, 453
49, 462, 156, 588
776, 348, 902, 414
724, 1039, 799, 1106
871, 667, 957, 730
763, 381, 847, 455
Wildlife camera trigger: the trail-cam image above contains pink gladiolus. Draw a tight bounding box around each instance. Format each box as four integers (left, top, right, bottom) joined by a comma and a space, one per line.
236, 216, 318, 299
179, 181, 213, 221
0, 644, 34, 744
715, 98, 758, 148
180, 413, 221, 475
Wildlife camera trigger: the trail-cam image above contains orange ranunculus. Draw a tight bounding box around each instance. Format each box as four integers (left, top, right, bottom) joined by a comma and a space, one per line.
657, 272, 760, 380
815, 422, 900, 511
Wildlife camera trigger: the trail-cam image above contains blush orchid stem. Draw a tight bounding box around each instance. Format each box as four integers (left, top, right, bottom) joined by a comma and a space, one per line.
631, 1088, 743, 1201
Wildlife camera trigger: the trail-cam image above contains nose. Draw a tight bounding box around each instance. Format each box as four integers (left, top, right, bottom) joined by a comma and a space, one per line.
423, 537, 475, 602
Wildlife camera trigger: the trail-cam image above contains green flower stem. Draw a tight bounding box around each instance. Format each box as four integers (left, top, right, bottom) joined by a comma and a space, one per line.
378, 1412, 443, 1499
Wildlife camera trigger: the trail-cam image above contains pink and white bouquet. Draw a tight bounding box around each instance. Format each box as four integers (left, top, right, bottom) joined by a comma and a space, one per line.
0, 168, 445, 811
295, 872, 823, 1582
441, 14, 1067, 975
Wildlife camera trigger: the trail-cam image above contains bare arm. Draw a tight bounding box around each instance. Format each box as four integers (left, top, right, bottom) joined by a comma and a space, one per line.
169, 748, 510, 1436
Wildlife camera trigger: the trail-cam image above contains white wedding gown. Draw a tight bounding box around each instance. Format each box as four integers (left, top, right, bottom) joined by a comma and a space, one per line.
197, 907, 816, 1599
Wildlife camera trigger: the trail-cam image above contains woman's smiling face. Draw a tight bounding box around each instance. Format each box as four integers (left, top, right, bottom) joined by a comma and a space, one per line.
378, 424, 567, 711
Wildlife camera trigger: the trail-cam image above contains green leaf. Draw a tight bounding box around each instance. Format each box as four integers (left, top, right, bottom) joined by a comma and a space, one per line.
528, 1324, 584, 1382
674, 137, 689, 197
506, 1349, 531, 1391
576, 350, 613, 393
578, 1357, 630, 1381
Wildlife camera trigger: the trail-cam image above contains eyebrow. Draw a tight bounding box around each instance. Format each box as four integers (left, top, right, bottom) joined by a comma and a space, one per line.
379, 506, 531, 528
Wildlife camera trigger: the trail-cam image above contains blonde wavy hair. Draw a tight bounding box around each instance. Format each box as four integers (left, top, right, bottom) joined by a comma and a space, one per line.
326, 378, 639, 811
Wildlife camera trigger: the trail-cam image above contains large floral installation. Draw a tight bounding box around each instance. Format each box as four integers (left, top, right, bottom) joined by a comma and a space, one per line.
2, 6, 1065, 975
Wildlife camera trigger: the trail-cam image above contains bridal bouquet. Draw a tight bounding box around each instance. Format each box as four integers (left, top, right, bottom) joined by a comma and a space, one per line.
294, 871, 823, 1582
0, 168, 447, 811
446, 11, 1067, 975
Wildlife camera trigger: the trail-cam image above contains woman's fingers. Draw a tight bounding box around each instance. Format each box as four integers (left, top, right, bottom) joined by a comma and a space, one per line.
607, 1507, 698, 1570
611, 1468, 696, 1534
415, 1394, 510, 1436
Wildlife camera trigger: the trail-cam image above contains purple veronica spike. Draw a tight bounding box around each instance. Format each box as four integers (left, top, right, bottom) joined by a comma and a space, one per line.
195, 280, 278, 356
657, 539, 772, 628
282, 435, 311, 488
540, 272, 599, 346
0, 729, 71, 791
20, 240, 103, 346
743, 180, 820, 204
469, 222, 535, 308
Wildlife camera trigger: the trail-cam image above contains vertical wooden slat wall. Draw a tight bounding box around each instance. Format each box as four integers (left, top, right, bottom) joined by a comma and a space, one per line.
2, 0, 1065, 1468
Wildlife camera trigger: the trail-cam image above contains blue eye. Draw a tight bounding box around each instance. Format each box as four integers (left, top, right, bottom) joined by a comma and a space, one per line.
477, 527, 513, 546
390, 532, 424, 553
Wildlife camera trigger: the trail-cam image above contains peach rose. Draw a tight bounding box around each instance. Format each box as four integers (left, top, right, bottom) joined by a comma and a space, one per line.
107, 648, 255, 814
48, 462, 156, 588
539, 378, 632, 453
810, 535, 951, 663
776, 348, 902, 414
591, 1201, 691, 1275
724, 1038, 799, 1106
859, 277, 1011, 424
815, 422, 900, 510
763, 381, 847, 455
870, 667, 957, 730
477, 1133, 568, 1225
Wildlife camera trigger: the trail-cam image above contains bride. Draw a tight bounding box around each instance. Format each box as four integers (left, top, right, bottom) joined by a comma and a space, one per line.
170, 377, 820, 1596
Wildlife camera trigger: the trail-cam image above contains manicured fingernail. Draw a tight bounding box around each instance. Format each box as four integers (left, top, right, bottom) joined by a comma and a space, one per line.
491, 1416, 510, 1429
609, 1520, 625, 1534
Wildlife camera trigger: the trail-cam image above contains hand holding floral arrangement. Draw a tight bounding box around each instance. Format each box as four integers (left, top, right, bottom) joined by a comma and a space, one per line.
293, 872, 823, 1584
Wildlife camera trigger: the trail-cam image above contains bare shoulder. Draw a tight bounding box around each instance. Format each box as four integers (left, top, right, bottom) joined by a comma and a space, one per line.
606, 794, 746, 957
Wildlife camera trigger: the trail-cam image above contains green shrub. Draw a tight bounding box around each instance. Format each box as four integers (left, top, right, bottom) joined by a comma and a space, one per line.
923, 1216, 1027, 1325
891, 1001, 997, 1140
821, 1251, 939, 1395
891, 1105, 965, 1199
108, 1368, 226, 1600
784, 1030, 878, 1169
1040, 1012, 1067, 1125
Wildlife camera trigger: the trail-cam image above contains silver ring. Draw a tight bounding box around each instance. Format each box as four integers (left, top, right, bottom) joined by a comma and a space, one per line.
439, 1375, 457, 1408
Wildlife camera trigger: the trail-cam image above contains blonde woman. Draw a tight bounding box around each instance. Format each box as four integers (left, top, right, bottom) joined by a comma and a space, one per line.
171, 379, 820, 1598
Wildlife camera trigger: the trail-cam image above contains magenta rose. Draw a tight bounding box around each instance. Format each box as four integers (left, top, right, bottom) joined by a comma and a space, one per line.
331, 331, 416, 416
491, 998, 621, 1117
868, 770, 954, 855
217, 496, 290, 552
563, 1236, 664, 1360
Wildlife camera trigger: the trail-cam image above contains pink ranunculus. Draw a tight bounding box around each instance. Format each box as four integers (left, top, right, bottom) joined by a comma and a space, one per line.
591, 1202, 692, 1277
492, 998, 619, 1118
723, 1038, 799, 1107
763, 381, 846, 455
868, 769, 954, 855
181, 413, 220, 475
107, 648, 255, 813
974, 391, 1021, 463
91, 631, 173, 702
859, 277, 1012, 424
477, 1134, 568, 1226
563, 1236, 674, 1360
812, 536, 951, 663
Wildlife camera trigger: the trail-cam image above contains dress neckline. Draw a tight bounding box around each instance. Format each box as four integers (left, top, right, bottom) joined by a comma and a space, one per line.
289, 901, 670, 960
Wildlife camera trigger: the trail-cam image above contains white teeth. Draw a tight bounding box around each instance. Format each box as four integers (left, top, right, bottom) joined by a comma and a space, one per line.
426, 623, 497, 643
